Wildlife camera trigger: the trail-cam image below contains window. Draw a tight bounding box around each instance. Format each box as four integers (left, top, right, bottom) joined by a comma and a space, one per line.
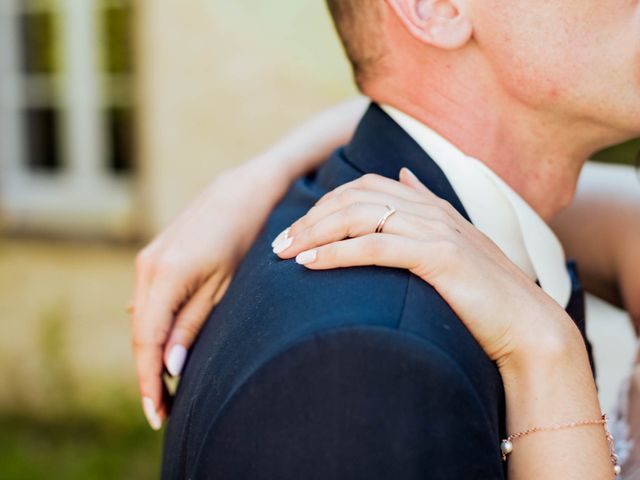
0, 0, 136, 236
19, 1, 64, 174
100, 0, 135, 175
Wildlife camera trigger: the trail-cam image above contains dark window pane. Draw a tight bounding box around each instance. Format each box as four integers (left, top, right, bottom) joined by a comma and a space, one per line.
24, 107, 61, 172
20, 10, 58, 74
107, 107, 134, 174
101, 3, 134, 74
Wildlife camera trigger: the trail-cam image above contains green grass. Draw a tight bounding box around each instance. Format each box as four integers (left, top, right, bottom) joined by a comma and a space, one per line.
0, 239, 162, 480
0, 402, 162, 480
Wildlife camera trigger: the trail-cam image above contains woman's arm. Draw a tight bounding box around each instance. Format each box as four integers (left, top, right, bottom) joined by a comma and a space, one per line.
273, 169, 615, 479
551, 161, 640, 326
130, 97, 367, 430
501, 335, 610, 479
253, 97, 368, 183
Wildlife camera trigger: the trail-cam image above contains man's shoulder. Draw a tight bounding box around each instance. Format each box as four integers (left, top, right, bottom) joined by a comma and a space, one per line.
163, 148, 506, 478
165, 324, 506, 480
213, 149, 416, 336
185, 147, 500, 398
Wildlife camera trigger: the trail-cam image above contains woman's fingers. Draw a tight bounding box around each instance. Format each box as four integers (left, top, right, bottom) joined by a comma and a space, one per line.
132, 266, 188, 430
293, 234, 450, 283
286, 187, 417, 242
314, 172, 428, 208
133, 244, 159, 325
277, 203, 454, 260
280, 203, 393, 257
163, 273, 232, 377
286, 193, 401, 246
280, 170, 458, 248
134, 339, 167, 431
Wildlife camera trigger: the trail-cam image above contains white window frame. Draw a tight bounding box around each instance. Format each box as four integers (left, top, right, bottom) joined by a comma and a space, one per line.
0, 0, 135, 236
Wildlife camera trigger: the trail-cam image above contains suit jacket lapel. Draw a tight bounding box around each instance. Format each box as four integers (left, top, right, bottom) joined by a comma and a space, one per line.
341, 104, 594, 372
343, 103, 472, 224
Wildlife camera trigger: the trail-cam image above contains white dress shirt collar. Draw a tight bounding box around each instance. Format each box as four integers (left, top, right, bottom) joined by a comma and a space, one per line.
381, 105, 572, 308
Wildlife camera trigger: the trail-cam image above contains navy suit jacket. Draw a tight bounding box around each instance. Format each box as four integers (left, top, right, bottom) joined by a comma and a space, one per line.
162, 104, 590, 480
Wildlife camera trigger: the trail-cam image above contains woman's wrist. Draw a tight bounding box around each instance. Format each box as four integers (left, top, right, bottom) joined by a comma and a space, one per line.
500, 339, 611, 479
498, 314, 601, 429
497, 301, 587, 378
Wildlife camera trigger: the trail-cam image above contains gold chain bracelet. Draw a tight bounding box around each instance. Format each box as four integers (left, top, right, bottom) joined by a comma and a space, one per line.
500, 414, 621, 476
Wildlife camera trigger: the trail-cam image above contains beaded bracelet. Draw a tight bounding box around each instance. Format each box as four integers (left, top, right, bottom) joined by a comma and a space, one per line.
500, 414, 621, 476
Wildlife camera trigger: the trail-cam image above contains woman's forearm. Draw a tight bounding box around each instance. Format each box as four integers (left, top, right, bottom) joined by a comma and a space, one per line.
501, 330, 613, 479
248, 96, 368, 192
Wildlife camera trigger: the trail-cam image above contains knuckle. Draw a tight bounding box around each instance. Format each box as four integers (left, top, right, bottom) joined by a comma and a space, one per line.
156, 252, 187, 277
175, 320, 202, 340
314, 247, 330, 265
337, 188, 358, 206
363, 236, 385, 257
132, 326, 169, 351
340, 205, 360, 236
303, 221, 317, 240
135, 247, 155, 271
291, 216, 307, 234
344, 201, 364, 220
363, 173, 380, 183
359, 174, 380, 188
305, 205, 319, 219
336, 190, 349, 206
343, 203, 368, 236
343, 188, 361, 203
289, 219, 304, 235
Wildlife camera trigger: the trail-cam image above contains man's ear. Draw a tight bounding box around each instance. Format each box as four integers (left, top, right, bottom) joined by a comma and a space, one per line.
386, 0, 472, 50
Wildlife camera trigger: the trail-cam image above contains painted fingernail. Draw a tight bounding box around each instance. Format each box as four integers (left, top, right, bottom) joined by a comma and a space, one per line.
273, 236, 294, 254
167, 344, 187, 377
402, 167, 419, 181
142, 396, 162, 431
271, 227, 290, 248
296, 249, 317, 265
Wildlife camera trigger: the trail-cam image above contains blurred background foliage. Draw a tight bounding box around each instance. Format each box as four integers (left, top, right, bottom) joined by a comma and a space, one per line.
0, 1, 637, 479
595, 138, 640, 166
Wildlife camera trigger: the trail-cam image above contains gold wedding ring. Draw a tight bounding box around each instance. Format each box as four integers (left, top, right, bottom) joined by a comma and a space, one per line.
126, 301, 135, 315
375, 205, 397, 234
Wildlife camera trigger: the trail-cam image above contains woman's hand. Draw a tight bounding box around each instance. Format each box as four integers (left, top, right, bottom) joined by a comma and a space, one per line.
131, 161, 290, 430
129, 98, 367, 430
273, 168, 581, 371
273, 169, 614, 479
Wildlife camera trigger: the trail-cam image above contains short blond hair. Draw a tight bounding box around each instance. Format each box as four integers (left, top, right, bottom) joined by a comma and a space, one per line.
326, 0, 386, 90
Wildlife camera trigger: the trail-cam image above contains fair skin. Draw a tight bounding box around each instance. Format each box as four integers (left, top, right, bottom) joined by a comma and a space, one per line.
131, 100, 365, 427
131, 0, 640, 476
275, 168, 611, 479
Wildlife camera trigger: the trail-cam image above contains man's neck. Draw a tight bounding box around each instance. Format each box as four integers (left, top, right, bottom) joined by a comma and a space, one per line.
368, 74, 616, 222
